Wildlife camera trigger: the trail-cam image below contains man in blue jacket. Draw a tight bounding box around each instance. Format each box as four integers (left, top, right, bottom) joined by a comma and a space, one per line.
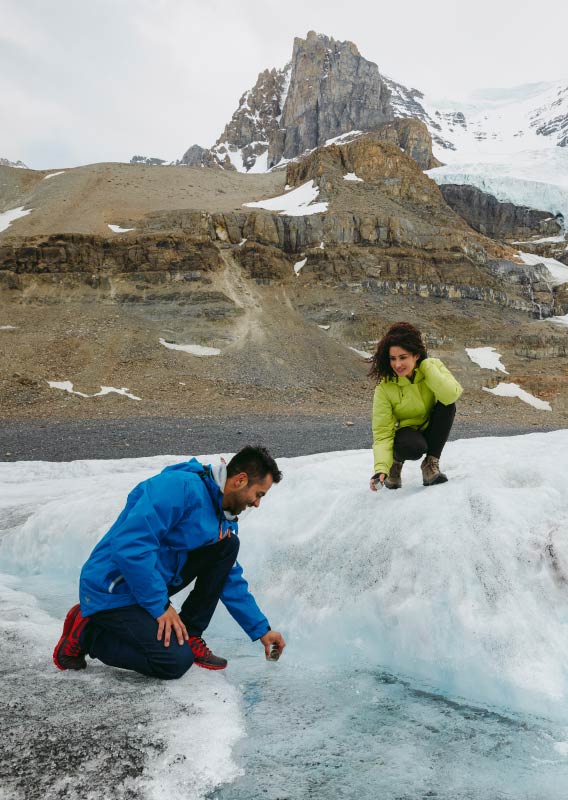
53, 445, 285, 679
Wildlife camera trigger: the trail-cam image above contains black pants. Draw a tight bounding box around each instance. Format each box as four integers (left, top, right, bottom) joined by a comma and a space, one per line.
393, 402, 456, 463
175, 534, 240, 637
83, 535, 240, 679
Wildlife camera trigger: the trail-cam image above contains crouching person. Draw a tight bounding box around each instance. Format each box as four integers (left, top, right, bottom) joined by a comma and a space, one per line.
53, 445, 285, 680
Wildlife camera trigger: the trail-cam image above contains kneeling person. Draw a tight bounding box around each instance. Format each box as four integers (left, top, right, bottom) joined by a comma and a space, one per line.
53, 445, 285, 679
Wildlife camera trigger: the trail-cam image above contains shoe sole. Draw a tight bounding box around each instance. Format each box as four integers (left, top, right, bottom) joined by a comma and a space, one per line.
53, 605, 86, 671
194, 661, 227, 671
423, 475, 448, 486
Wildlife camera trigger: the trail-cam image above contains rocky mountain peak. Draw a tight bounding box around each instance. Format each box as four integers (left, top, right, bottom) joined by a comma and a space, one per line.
207, 64, 291, 171
267, 32, 393, 167
183, 32, 395, 173
0, 157, 28, 169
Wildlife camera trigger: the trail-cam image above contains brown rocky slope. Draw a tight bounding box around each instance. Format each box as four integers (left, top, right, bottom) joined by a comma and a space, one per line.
1, 133, 567, 429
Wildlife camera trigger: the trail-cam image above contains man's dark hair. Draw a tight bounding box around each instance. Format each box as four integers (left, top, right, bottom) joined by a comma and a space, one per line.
227, 445, 283, 484
368, 321, 427, 382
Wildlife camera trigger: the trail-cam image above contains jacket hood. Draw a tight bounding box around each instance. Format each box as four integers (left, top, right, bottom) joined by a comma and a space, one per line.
161, 457, 205, 476
161, 458, 223, 510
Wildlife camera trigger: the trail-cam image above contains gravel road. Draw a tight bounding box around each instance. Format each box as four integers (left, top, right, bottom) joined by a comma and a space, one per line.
0, 415, 561, 462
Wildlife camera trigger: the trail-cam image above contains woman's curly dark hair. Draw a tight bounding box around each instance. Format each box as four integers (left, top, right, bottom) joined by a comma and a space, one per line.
368, 322, 427, 382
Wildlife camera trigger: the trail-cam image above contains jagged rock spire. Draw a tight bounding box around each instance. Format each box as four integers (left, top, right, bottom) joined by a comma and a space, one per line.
267, 31, 393, 167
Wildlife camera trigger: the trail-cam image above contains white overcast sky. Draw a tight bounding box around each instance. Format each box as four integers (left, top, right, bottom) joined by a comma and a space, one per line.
1, 0, 567, 170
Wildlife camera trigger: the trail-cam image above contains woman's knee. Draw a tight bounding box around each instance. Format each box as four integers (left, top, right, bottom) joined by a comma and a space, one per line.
394, 430, 427, 461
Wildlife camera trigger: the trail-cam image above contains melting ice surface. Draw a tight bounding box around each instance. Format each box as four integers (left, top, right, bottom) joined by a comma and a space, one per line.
2, 432, 568, 798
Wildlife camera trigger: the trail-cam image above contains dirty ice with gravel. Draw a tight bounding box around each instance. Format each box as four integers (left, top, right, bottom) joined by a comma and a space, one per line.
2, 432, 568, 799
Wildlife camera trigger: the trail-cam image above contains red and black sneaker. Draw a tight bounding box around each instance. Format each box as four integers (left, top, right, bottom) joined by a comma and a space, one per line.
53, 603, 90, 671
187, 636, 227, 670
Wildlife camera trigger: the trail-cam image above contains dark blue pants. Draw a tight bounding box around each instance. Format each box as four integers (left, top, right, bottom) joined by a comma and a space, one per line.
393, 402, 456, 462
82, 534, 240, 680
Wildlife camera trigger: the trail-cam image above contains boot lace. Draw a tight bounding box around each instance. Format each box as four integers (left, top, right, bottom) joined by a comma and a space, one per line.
188, 636, 211, 658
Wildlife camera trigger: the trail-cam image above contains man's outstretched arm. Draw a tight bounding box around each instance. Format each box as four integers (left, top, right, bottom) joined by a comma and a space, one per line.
220, 561, 285, 655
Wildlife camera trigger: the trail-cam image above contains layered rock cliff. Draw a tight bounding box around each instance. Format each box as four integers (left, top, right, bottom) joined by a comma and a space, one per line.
4, 135, 565, 320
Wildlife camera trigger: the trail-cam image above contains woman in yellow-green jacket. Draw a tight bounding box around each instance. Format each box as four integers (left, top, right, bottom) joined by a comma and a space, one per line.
369, 322, 463, 491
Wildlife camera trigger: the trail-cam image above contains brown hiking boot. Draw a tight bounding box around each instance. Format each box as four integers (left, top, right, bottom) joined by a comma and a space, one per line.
385, 460, 403, 490
421, 455, 448, 486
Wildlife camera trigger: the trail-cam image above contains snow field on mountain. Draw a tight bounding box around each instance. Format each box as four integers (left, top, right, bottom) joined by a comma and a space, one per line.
413, 81, 568, 223
423, 81, 568, 157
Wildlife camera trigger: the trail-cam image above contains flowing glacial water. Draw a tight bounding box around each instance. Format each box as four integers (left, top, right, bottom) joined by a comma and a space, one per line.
1, 432, 568, 799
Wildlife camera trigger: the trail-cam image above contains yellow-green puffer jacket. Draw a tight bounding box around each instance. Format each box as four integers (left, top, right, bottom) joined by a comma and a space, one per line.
372, 357, 463, 474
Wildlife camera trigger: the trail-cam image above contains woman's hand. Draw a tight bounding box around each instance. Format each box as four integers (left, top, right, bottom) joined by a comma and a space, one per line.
369, 473, 386, 491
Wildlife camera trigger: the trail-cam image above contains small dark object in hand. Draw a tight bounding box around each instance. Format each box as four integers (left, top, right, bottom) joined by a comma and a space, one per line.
268, 644, 280, 662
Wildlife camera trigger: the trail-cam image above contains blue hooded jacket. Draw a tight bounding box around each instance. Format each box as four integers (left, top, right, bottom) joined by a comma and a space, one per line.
79, 458, 270, 641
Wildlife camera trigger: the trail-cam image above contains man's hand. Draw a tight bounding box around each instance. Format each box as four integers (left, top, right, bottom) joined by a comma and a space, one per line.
260, 630, 286, 659
156, 606, 188, 647
369, 473, 385, 491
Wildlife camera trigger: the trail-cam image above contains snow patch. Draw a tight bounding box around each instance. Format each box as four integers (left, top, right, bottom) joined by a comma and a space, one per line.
247, 150, 269, 174
325, 130, 363, 146
0, 325, 17, 330
513, 234, 566, 245
466, 347, 508, 374
349, 346, 372, 359
244, 180, 328, 216
545, 313, 568, 326
108, 224, 135, 233
47, 381, 141, 400
318, 325, 330, 330
293, 258, 307, 275
0, 206, 32, 233
344, 172, 363, 182
516, 251, 568, 285
159, 338, 221, 357
483, 382, 551, 411
43, 171, 65, 180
